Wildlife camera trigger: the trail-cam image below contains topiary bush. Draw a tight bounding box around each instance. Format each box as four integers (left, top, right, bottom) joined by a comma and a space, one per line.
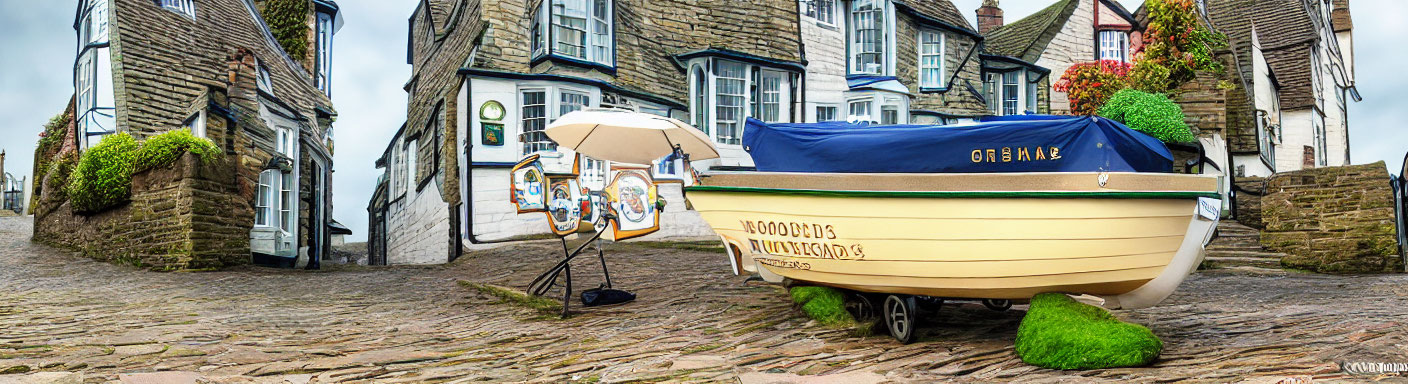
1015, 293, 1162, 370
134, 128, 222, 172
67, 133, 138, 213
1098, 89, 1196, 143
789, 286, 854, 326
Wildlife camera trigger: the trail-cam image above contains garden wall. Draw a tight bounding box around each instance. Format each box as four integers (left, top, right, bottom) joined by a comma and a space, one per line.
1234, 176, 1267, 229
33, 153, 249, 271
1260, 162, 1401, 273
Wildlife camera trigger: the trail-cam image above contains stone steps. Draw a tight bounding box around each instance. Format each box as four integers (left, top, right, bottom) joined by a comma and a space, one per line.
1204, 221, 1287, 270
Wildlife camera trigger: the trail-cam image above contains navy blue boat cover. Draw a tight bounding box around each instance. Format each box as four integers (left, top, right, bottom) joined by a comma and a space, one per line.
742, 115, 1173, 173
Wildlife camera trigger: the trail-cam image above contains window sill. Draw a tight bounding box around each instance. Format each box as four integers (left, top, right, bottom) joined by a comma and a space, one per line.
531, 54, 616, 76
918, 86, 950, 93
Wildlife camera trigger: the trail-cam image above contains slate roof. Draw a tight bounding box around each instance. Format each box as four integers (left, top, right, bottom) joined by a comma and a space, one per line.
896, 0, 976, 32
981, 0, 1079, 62
1206, 0, 1319, 109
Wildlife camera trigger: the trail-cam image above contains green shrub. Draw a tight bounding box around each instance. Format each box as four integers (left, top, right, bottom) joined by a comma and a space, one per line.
789, 286, 854, 326
33, 110, 73, 201
1015, 293, 1162, 370
134, 128, 221, 171
45, 151, 79, 195
1099, 89, 1196, 143
67, 133, 138, 213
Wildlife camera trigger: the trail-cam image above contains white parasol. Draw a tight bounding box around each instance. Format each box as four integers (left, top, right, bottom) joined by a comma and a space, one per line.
544, 108, 720, 165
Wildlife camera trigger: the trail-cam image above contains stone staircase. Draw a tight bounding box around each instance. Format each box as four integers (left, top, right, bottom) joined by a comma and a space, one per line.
1204, 221, 1288, 272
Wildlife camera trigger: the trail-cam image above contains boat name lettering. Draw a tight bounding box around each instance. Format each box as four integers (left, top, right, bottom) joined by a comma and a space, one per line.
970, 146, 1062, 163
748, 239, 865, 260
739, 220, 836, 239
755, 257, 811, 270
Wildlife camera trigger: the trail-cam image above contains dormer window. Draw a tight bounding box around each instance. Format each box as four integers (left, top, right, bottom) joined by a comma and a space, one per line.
848, 0, 894, 76
256, 61, 273, 93
533, 0, 614, 68
156, 0, 195, 19
1098, 30, 1128, 63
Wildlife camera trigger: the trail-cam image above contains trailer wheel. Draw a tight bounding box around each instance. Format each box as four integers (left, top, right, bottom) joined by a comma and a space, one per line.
845, 293, 878, 322
883, 295, 918, 344
983, 299, 1012, 312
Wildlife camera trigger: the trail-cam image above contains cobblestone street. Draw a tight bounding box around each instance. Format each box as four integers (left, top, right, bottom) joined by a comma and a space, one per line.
3, 216, 1408, 383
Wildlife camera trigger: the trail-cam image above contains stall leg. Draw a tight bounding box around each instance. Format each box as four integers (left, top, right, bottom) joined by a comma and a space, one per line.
561, 264, 572, 318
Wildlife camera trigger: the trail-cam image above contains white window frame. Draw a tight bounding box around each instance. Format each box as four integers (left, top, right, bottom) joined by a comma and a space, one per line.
184, 110, 206, 138
517, 84, 598, 157
256, 61, 273, 94
848, 0, 894, 76
1026, 71, 1040, 114
713, 60, 748, 145
1098, 30, 1128, 63
315, 11, 334, 95
816, 104, 839, 122
757, 70, 789, 123
690, 65, 709, 134
405, 138, 419, 190
801, 0, 837, 25
520, 88, 551, 155
918, 29, 945, 89
535, 0, 614, 67
985, 70, 1030, 116
848, 99, 873, 123
256, 170, 274, 227
157, 0, 195, 19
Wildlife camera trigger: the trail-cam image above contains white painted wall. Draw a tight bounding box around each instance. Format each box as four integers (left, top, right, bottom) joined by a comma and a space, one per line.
1036, 0, 1095, 114
1275, 109, 1316, 172
385, 179, 450, 265
800, 15, 847, 123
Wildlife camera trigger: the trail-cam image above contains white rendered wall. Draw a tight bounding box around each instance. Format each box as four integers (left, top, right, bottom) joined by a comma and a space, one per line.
385, 180, 451, 265
1275, 109, 1315, 172
800, 16, 847, 123
1035, 0, 1095, 114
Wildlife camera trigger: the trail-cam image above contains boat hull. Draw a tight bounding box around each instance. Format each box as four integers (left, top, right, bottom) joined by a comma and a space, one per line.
685, 172, 1221, 309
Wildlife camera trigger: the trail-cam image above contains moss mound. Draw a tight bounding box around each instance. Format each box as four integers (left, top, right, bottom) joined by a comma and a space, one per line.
1098, 89, 1196, 143
67, 133, 137, 213
134, 128, 221, 172
1015, 293, 1162, 370
789, 286, 854, 326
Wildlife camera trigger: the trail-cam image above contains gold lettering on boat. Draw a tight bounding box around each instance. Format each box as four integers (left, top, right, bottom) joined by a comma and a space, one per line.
739, 219, 861, 260
968, 146, 1064, 164
1002, 147, 1012, 162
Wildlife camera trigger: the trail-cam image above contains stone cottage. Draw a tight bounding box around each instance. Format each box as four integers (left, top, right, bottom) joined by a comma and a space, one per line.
34, 0, 346, 270
978, 0, 1139, 115
1189, 0, 1357, 178
368, 0, 1029, 265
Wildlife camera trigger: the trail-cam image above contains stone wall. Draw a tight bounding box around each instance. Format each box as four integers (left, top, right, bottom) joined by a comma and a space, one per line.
1260, 162, 1401, 273
1234, 176, 1267, 229
33, 153, 248, 271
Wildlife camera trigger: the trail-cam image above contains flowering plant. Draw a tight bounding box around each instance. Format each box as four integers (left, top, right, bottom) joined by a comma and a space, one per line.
1140, 0, 1226, 88
1053, 60, 1131, 115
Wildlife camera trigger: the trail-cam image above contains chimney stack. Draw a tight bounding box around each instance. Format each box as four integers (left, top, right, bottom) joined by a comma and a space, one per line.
976, 0, 1004, 35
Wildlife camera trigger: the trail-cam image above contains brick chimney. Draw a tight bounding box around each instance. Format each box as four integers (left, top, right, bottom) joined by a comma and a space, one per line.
976, 0, 1004, 35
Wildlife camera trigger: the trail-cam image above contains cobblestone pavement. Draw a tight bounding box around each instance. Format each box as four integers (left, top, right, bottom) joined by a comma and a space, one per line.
3, 216, 1408, 383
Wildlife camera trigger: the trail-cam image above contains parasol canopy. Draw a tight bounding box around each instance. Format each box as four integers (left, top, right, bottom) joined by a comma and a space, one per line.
545, 108, 720, 165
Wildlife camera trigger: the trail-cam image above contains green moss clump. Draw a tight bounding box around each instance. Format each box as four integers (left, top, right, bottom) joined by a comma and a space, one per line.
67, 133, 137, 213
789, 286, 854, 326
1098, 89, 1196, 143
134, 128, 222, 172
1015, 293, 1162, 370
260, 0, 311, 60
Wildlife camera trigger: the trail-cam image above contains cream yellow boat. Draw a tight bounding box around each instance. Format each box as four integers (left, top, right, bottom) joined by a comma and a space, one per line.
686, 171, 1221, 313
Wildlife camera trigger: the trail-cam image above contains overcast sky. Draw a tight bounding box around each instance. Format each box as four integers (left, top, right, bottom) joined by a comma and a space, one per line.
1, 1, 1403, 242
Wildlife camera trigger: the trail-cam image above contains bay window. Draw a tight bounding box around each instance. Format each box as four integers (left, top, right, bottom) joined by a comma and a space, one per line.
849, 0, 889, 75
517, 85, 598, 156
256, 171, 272, 226
1098, 30, 1128, 63
687, 58, 797, 145
919, 29, 945, 88
848, 100, 872, 123
535, 0, 614, 67
985, 70, 1035, 116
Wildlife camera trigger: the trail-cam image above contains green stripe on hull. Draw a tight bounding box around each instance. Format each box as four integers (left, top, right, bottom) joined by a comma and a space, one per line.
684, 186, 1221, 200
